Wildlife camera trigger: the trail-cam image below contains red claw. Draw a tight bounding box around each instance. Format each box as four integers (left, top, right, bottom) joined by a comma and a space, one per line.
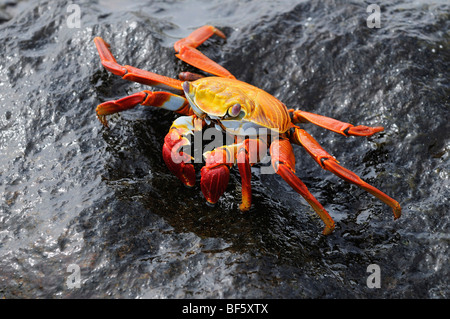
200, 149, 232, 205
162, 129, 196, 187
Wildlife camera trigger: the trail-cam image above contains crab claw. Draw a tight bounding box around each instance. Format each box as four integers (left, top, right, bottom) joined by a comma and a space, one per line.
162, 128, 196, 187
201, 148, 232, 205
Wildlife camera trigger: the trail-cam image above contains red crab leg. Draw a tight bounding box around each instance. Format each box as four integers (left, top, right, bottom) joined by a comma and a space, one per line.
270, 136, 335, 235
236, 137, 268, 211
94, 37, 184, 93
291, 127, 401, 220
290, 109, 384, 137
174, 25, 235, 79
96, 90, 192, 127
163, 116, 203, 187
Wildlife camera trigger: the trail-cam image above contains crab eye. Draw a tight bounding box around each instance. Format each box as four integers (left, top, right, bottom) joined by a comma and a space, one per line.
228, 103, 241, 117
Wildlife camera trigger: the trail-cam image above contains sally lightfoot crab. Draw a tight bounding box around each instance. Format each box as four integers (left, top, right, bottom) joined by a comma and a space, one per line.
94, 25, 401, 235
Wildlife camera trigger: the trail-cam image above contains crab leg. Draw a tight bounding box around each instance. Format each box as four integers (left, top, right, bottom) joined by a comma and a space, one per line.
236, 137, 268, 211
94, 37, 184, 93
270, 136, 335, 235
237, 148, 252, 211
291, 127, 401, 219
174, 25, 235, 79
96, 90, 192, 127
290, 109, 384, 137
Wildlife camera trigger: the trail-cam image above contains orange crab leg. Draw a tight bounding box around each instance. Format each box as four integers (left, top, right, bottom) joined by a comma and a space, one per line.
96, 90, 192, 127
237, 149, 252, 211
291, 128, 401, 220
270, 137, 335, 235
236, 137, 268, 211
174, 25, 235, 79
94, 37, 184, 93
290, 109, 384, 137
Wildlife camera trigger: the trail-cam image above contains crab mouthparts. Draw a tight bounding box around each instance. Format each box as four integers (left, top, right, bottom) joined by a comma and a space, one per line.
182, 81, 191, 94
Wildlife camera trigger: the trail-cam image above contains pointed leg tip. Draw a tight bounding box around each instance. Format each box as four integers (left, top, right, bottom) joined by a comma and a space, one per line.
212, 27, 227, 39
322, 224, 335, 235
93, 36, 104, 44
239, 202, 251, 212
393, 203, 402, 220
346, 125, 385, 137
96, 114, 109, 128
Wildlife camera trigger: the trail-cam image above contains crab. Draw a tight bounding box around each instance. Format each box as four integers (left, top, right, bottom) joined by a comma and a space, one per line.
93, 25, 401, 235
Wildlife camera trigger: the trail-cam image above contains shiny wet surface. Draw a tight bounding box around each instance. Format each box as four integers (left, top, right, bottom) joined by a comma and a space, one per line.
0, 0, 448, 298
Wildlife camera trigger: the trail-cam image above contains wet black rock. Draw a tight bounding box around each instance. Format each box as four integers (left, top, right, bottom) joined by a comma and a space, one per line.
0, 0, 448, 298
